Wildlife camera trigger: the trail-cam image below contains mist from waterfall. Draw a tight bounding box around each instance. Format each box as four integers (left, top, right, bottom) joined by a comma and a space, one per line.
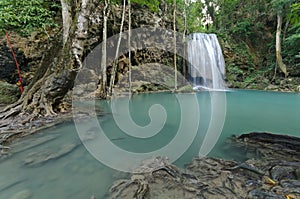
187, 33, 226, 90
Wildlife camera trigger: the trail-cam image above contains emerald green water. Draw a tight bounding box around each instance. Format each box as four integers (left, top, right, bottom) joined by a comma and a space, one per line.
0, 90, 299, 199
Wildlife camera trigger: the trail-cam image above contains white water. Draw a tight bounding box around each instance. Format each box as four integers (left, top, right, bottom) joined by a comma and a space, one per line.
187, 33, 226, 90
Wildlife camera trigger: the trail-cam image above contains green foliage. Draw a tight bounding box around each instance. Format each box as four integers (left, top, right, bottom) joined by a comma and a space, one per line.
284, 27, 300, 64
273, 0, 300, 66
231, 20, 252, 37
0, 0, 59, 35
131, 0, 160, 12
271, 0, 289, 10
214, 0, 240, 29
185, 1, 206, 33
289, 2, 300, 25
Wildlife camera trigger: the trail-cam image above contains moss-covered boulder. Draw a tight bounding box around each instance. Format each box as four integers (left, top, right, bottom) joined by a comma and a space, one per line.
0, 81, 20, 104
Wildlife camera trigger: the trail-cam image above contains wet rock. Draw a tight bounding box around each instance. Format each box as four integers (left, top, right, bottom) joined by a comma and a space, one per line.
80, 130, 98, 142
11, 135, 59, 153
295, 168, 300, 180
0, 144, 11, 158
0, 179, 27, 192
133, 156, 170, 173
108, 157, 248, 199
281, 180, 300, 188
271, 165, 295, 181
9, 189, 32, 199
233, 132, 300, 162
108, 132, 300, 198
264, 84, 280, 91
23, 143, 78, 167
0, 144, 10, 150
248, 189, 286, 199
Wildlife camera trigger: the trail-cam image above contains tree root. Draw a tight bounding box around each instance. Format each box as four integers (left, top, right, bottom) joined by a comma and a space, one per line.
0, 0, 95, 145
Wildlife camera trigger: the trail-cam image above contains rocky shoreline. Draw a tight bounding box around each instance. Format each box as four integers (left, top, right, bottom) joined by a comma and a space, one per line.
108, 132, 300, 199
0, 109, 73, 148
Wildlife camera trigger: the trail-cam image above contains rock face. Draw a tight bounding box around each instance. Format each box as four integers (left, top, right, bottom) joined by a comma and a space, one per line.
0, 45, 28, 84
86, 2, 177, 95
108, 132, 300, 199
113, 63, 193, 96
0, 32, 53, 105
0, 31, 48, 84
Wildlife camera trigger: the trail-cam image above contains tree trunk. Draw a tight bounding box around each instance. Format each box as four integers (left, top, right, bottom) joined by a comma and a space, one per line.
128, 0, 132, 94
0, 0, 92, 125
276, 13, 288, 77
173, 0, 177, 90
61, 0, 72, 45
109, 0, 126, 96
99, 0, 111, 98
182, 0, 187, 80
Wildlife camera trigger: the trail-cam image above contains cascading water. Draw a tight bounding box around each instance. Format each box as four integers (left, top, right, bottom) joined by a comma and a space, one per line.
187, 33, 226, 90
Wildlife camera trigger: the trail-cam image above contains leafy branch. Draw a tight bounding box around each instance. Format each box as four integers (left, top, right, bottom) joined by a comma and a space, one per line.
0, 0, 59, 35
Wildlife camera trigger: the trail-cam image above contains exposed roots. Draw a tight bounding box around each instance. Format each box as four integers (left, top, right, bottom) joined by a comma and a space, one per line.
0, 75, 68, 145
0, 0, 95, 145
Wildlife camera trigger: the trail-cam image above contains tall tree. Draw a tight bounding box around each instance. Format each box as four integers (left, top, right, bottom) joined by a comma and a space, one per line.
272, 0, 295, 77
61, 0, 72, 45
276, 11, 288, 77
128, 0, 132, 94
99, 0, 111, 97
173, 0, 177, 90
182, 0, 187, 79
109, 0, 126, 96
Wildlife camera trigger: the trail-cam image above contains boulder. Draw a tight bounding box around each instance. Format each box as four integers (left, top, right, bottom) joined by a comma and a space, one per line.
0, 81, 20, 104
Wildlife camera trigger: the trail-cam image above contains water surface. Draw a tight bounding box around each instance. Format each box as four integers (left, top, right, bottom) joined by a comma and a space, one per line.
0, 90, 299, 199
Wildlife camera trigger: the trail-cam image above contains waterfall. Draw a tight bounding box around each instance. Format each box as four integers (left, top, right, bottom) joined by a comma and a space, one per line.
187, 33, 226, 90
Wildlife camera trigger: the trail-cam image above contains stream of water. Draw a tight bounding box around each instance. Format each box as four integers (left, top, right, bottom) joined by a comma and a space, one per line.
0, 90, 299, 199
187, 33, 226, 90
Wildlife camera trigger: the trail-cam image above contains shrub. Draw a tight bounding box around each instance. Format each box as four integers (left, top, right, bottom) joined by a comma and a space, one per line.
0, 0, 59, 35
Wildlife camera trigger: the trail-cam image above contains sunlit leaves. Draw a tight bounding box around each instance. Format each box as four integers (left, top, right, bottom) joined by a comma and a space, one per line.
0, 0, 59, 35
289, 2, 300, 25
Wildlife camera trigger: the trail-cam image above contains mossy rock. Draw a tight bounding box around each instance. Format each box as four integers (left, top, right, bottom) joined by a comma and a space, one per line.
177, 85, 194, 93
0, 81, 20, 104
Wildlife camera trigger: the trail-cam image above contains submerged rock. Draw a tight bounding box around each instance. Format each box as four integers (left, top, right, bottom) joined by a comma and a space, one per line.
11, 135, 59, 154
0, 179, 27, 193
9, 189, 32, 199
23, 143, 78, 167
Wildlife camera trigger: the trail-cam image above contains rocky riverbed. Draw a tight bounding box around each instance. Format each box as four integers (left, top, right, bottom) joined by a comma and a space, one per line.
108, 132, 300, 199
